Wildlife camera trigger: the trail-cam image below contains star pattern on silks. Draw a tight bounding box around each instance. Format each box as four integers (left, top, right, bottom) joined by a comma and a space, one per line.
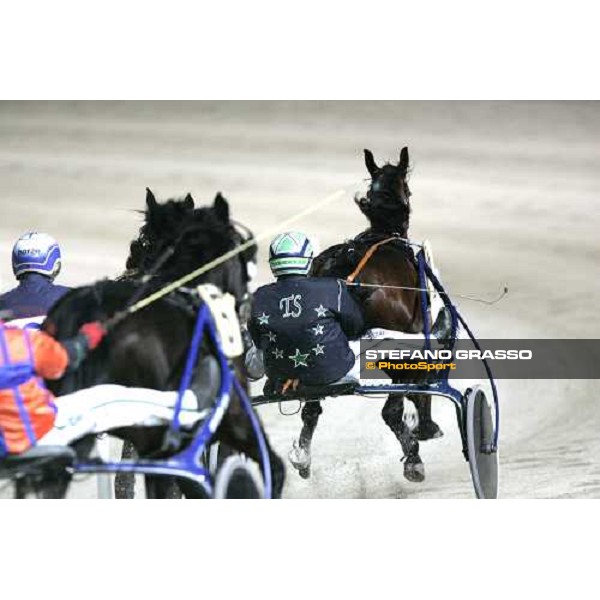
312, 343, 325, 356
272, 348, 284, 359
312, 324, 324, 336
288, 348, 309, 368
314, 304, 328, 318
267, 331, 277, 343
257, 312, 270, 326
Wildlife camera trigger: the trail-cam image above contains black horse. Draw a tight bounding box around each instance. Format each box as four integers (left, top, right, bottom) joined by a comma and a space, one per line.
44, 190, 284, 498
124, 189, 257, 310
304, 148, 442, 483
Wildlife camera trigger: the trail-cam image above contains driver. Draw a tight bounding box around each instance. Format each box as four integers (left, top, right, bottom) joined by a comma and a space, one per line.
0, 317, 206, 459
246, 231, 365, 390
0, 232, 71, 321
0, 319, 105, 456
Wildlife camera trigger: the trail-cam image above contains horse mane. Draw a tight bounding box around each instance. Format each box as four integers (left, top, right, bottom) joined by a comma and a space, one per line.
125, 188, 239, 285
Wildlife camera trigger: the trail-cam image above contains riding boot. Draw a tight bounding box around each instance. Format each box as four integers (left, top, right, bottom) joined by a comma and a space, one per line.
289, 401, 322, 479
382, 395, 425, 483
412, 396, 444, 441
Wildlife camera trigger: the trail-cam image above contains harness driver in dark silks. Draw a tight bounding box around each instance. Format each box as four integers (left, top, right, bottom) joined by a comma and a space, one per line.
245, 231, 365, 477
0, 232, 71, 321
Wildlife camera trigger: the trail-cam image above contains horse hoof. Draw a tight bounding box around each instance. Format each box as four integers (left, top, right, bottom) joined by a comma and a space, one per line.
288, 441, 311, 476
403, 456, 425, 483
416, 420, 444, 441
298, 465, 311, 479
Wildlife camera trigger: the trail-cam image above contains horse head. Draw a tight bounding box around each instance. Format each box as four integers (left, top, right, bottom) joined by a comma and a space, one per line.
356, 147, 412, 236
125, 188, 255, 307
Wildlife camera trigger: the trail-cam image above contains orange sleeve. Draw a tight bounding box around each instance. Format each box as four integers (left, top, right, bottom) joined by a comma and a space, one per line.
30, 331, 70, 380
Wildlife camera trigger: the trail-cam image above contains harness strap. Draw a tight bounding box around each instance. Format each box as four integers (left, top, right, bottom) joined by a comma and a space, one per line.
346, 237, 397, 284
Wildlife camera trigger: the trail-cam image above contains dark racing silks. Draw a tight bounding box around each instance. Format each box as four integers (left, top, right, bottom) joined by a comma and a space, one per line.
0, 322, 69, 456
248, 276, 365, 386
0, 273, 70, 320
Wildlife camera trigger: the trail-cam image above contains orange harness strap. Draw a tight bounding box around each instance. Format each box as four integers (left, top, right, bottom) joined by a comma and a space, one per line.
346, 237, 397, 284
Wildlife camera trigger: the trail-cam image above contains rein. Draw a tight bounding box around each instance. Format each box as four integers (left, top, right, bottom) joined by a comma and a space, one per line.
119, 228, 192, 311
231, 219, 255, 243
344, 235, 508, 305
345, 280, 509, 305
105, 225, 217, 331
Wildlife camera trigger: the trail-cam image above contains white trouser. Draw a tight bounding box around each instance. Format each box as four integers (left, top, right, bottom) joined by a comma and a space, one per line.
38, 385, 204, 447
341, 330, 437, 385
339, 340, 362, 382
245, 345, 266, 380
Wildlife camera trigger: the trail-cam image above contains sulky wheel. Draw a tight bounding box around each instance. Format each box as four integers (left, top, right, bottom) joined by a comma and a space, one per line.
465, 385, 499, 499
214, 455, 264, 499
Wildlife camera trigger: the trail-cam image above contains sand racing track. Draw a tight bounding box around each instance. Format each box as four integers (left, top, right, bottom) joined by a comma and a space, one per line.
1, 101, 599, 498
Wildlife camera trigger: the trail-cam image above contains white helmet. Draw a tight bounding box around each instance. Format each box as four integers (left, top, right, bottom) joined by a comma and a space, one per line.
269, 231, 314, 278
12, 232, 62, 279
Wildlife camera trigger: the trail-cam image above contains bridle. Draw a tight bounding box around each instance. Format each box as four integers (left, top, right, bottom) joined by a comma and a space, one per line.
108, 220, 255, 332
231, 219, 257, 280
367, 166, 412, 212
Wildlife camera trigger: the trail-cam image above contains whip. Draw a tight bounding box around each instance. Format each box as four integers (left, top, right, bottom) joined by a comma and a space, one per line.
104, 187, 348, 329
104, 183, 508, 331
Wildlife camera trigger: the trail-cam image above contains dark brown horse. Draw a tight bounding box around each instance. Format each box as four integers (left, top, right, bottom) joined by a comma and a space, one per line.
303, 147, 443, 483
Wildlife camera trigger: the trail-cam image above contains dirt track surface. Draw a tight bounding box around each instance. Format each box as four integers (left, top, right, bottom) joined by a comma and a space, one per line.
1, 101, 599, 498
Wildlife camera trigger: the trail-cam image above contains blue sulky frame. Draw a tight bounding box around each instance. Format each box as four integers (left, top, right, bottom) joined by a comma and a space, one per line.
75, 304, 273, 498
251, 248, 500, 466
356, 249, 500, 460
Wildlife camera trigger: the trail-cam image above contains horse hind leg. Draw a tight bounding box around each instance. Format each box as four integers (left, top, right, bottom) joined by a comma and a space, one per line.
381, 394, 425, 483
113, 438, 180, 499
144, 475, 182, 499
289, 400, 322, 480
114, 440, 136, 499
411, 394, 444, 441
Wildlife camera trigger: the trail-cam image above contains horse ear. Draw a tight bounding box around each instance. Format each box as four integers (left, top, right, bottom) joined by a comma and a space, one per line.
364, 149, 379, 176
183, 193, 195, 210
399, 147, 409, 172
213, 192, 230, 222
146, 188, 157, 210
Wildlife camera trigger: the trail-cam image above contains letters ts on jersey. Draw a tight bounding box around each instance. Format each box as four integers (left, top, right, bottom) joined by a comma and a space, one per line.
279, 294, 303, 318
